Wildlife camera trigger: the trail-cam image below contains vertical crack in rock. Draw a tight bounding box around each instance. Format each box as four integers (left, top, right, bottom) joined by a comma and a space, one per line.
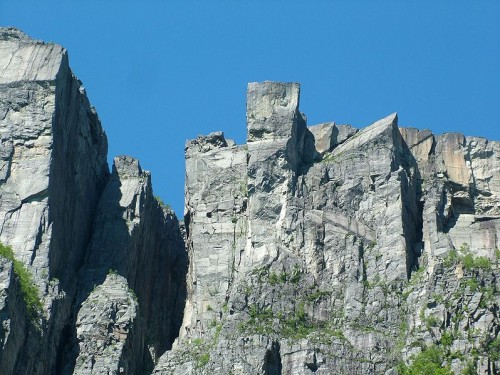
263, 340, 282, 375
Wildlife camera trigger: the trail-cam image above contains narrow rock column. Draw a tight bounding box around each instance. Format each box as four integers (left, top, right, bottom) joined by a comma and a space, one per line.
245, 81, 306, 265
71, 156, 187, 373
180, 133, 247, 338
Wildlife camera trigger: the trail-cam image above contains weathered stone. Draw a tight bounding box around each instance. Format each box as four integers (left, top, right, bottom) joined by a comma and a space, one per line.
0, 27, 109, 374
308, 122, 335, 155
68, 155, 187, 373
156, 82, 500, 375
181, 132, 247, 339
0, 28, 186, 375
74, 274, 138, 375
2, 28, 500, 375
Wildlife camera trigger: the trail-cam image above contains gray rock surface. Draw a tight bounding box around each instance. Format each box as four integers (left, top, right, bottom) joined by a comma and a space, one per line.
68, 155, 187, 374
155, 82, 500, 374
74, 273, 138, 375
0, 257, 30, 374
1, 28, 499, 375
0, 28, 186, 375
307, 122, 358, 158
0, 26, 109, 374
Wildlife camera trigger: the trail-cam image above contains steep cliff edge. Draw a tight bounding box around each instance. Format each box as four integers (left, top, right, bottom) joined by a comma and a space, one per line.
155, 82, 500, 374
1, 28, 499, 375
0, 28, 186, 374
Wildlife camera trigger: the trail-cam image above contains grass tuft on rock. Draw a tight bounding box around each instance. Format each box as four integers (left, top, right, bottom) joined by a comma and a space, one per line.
0, 242, 43, 320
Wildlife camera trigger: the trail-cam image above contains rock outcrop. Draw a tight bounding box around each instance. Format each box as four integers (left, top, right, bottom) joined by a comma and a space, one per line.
68, 155, 187, 374
1, 28, 499, 375
0, 27, 109, 374
155, 82, 500, 375
0, 27, 187, 375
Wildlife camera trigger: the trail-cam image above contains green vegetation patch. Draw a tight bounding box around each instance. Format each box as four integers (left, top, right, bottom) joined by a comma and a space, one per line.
397, 346, 452, 375
487, 336, 500, 361
186, 338, 212, 369
155, 195, 172, 210
443, 244, 493, 271
239, 301, 346, 344
251, 264, 302, 286
0, 242, 43, 320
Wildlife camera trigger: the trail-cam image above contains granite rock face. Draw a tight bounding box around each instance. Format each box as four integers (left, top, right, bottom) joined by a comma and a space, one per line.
155, 82, 500, 375
0, 27, 109, 374
0, 28, 186, 375
1, 28, 500, 375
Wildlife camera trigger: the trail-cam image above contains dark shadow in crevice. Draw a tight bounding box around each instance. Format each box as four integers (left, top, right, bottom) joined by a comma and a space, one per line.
398, 132, 424, 279
263, 340, 282, 375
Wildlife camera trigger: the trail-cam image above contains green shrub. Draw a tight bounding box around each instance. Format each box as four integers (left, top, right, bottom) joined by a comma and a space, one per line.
268, 271, 279, 285
473, 256, 492, 270
460, 361, 476, 375
279, 271, 288, 283
462, 254, 475, 270
0, 243, 43, 320
465, 278, 479, 292
444, 245, 493, 271
306, 289, 331, 302
487, 336, 500, 361
443, 249, 459, 267
459, 243, 470, 252
398, 346, 452, 375
440, 331, 453, 346
196, 353, 210, 369
425, 315, 441, 328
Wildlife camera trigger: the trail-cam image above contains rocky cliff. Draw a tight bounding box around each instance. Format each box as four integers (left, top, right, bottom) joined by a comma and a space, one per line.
0, 28, 186, 374
154, 82, 500, 374
0, 28, 499, 375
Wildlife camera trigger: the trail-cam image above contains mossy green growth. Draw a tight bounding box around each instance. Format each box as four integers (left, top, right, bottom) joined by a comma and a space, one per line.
188, 338, 211, 369
468, 256, 492, 270
0, 242, 43, 320
397, 346, 452, 375
460, 361, 477, 375
443, 249, 460, 268
196, 353, 210, 369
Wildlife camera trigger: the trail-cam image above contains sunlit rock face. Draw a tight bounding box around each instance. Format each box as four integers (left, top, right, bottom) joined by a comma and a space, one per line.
155, 82, 500, 375
0, 28, 186, 375
1, 27, 499, 375
0, 27, 109, 374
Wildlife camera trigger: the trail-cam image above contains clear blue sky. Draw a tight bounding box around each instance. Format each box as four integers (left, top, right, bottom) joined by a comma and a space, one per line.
2, 2, 500, 216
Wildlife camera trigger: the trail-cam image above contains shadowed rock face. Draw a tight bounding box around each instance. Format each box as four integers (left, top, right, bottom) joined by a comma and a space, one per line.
0, 28, 187, 375
1, 28, 500, 375
68, 156, 187, 375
